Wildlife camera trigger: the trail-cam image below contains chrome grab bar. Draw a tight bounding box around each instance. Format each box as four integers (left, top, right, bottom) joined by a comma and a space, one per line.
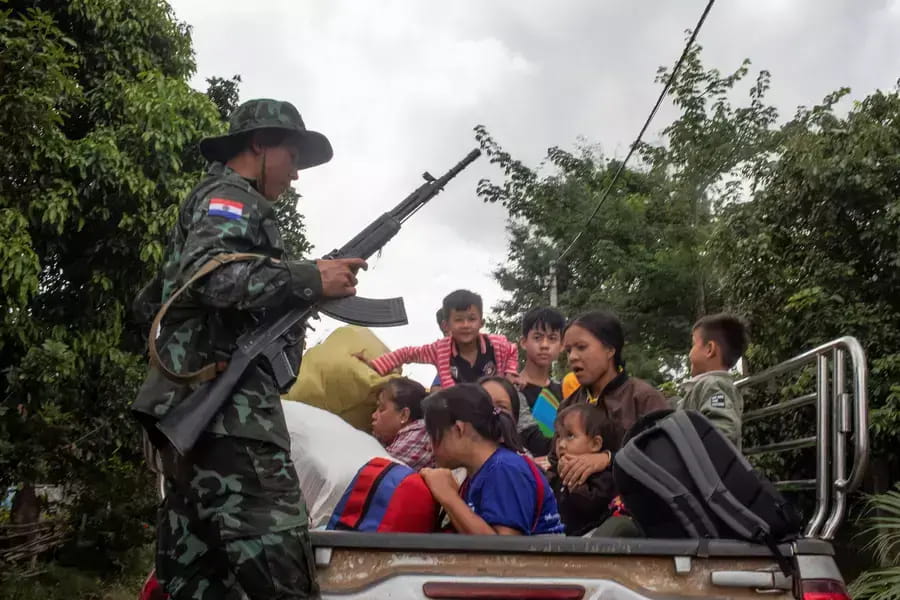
735, 336, 869, 540
742, 393, 816, 424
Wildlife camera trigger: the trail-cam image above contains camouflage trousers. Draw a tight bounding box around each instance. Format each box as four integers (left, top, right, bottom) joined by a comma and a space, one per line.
155, 434, 318, 599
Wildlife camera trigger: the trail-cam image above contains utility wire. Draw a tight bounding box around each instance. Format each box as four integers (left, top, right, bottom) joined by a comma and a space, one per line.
556, 0, 717, 263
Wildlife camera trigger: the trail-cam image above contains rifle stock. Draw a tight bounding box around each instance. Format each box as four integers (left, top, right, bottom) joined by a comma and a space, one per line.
157, 349, 256, 455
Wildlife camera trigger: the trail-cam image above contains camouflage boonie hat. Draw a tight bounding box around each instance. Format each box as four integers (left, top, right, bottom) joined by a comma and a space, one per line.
199, 98, 333, 169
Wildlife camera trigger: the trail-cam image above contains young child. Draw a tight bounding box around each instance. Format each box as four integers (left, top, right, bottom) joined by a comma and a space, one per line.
479, 375, 521, 422
370, 377, 434, 470
554, 311, 669, 491
516, 307, 566, 459
419, 384, 564, 536
678, 313, 748, 449
359, 290, 519, 388
479, 376, 527, 456
548, 403, 619, 536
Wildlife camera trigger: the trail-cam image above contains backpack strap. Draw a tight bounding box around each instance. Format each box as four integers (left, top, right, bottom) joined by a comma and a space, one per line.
147, 169, 270, 385
662, 412, 771, 539
522, 455, 546, 533
665, 412, 794, 576
357, 462, 415, 532
458, 478, 470, 500
616, 439, 719, 538
148, 252, 270, 385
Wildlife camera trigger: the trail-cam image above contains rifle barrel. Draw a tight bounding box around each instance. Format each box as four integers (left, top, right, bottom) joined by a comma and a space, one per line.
395, 149, 481, 223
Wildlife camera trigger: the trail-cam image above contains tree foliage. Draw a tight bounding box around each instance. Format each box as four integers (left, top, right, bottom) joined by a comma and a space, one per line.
0, 0, 301, 571
476, 44, 779, 382
1, 1, 313, 569
479, 46, 900, 497
712, 84, 900, 459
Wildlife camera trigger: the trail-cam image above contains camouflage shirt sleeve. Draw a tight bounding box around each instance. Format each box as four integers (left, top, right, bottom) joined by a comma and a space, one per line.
692, 378, 743, 449
178, 184, 322, 310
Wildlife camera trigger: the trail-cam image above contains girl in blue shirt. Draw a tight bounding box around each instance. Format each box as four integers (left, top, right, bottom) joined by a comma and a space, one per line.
420, 383, 564, 536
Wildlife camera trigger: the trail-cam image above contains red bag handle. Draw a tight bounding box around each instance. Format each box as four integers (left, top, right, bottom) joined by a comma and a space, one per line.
523, 455, 546, 533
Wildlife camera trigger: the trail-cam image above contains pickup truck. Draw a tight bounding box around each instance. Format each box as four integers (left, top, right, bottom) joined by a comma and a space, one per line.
142, 336, 869, 599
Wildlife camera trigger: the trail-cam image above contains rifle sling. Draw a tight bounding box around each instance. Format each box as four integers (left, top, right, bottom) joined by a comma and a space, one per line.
148, 252, 269, 385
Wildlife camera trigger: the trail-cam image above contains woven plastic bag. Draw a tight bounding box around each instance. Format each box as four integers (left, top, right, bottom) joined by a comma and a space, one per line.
283, 325, 394, 432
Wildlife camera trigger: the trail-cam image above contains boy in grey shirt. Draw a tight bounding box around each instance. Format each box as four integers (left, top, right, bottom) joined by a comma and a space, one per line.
678, 314, 749, 449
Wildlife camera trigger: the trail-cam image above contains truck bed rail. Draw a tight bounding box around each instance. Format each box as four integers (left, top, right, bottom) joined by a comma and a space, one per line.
308, 530, 834, 559
736, 336, 869, 540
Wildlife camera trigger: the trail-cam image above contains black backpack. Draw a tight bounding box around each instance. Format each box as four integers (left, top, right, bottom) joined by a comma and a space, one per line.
613, 409, 802, 570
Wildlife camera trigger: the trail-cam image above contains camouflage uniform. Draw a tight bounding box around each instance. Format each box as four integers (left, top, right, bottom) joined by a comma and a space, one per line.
133, 99, 333, 599
154, 436, 317, 599
677, 370, 744, 450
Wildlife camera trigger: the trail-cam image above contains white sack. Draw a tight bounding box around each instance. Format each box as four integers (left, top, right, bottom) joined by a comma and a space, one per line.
282, 400, 391, 528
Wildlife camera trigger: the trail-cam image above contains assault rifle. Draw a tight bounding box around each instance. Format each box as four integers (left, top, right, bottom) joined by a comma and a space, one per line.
156, 148, 481, 455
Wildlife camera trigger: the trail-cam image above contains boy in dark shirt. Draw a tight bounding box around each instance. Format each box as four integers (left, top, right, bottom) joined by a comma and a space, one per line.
548, 403, 620, 536
516, 307, 566, 459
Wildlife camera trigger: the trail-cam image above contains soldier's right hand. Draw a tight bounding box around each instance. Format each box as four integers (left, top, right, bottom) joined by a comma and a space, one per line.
317, 258, 368, 298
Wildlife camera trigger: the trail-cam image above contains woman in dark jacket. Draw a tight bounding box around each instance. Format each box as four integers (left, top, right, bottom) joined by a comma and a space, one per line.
552, 311, 669, 496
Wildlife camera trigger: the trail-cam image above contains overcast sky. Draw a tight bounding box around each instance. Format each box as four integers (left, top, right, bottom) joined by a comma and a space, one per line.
169, 0, 900, 385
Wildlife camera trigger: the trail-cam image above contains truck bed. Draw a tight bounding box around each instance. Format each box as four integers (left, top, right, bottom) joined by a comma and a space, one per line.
311, 531, 836, 598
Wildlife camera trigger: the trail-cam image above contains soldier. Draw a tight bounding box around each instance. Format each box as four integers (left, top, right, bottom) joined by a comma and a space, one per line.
132, 99, 365, 599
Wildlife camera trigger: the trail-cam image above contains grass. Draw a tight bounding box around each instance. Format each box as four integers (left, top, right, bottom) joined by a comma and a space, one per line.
0, 545, 153, 600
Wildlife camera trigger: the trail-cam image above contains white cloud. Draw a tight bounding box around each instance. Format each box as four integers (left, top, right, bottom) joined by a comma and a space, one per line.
168, 0, 900, 386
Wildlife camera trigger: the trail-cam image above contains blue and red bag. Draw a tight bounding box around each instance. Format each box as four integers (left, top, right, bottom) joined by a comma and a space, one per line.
327, 457, 439, 533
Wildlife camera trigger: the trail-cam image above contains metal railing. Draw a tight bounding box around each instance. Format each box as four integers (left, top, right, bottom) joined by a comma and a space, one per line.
736, 336, 869, 540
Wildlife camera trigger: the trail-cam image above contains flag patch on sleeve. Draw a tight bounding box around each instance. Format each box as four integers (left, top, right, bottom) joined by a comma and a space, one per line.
709, 392, 727, 408
208, 198, 244, 220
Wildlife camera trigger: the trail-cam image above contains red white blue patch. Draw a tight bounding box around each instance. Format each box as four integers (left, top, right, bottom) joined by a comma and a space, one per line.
208, 198, 244, 220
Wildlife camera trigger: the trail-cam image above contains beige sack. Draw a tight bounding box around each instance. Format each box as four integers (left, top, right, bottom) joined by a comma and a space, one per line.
284, 325, 393, 432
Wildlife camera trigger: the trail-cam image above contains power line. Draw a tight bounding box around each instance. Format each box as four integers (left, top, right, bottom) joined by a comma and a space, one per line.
556, 0, 717, 263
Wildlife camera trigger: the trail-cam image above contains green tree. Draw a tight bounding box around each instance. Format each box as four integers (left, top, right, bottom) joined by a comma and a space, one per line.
476, 45, 779, 382
0, 0, 222, 569
639, 45, 779, 319
475, 135, 675, 380
712, 84, 900, 483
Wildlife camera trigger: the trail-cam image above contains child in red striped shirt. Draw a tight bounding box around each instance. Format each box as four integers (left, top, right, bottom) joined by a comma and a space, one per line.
356, 290, 519, 388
